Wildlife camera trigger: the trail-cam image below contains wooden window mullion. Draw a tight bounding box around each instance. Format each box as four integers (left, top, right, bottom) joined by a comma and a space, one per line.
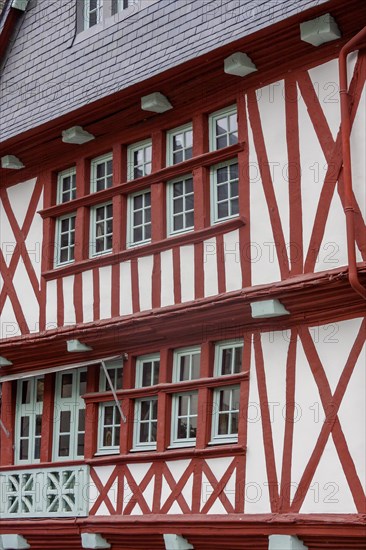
40, 373, 55, 462
0, 381, 15, 466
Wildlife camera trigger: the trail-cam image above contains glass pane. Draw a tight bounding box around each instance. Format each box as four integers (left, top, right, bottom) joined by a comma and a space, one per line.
185, 211, 194, 229
218, 413, 229, 435
116, 367, 123, 389
145, 223, 151, 240
96, 163, 105, 179
145, 146, 152, 162
229, 132, 238, 145
234, 347, 242, 373
78, 409, 85, 432
152, 399, 158, 419
174, 215, 184, 232
20, 416, 29, 437
191, 353, 200, 379
178, 395, 189, 416
230, 412, 239, 434
36, 379, 44, 402
21, 381, 31, 404
114, 426, 120, 446
59, 434, 70, 456
217, 167, 228, 184
134, 195, 143, 209
133, 226, 142, 242
189, 416, 197, 438
179, 355, 190, 381
150, 422, 157, 442
173, 151, 183, 164
217, 183, 228, 201
152, 361, 159, 385
177, 418, 188, 439
103, 428, 113, 447
173, 182, 183, 197
77, 433, 84, 456
190, 393, 198, 413
185, 178, 193, 193
219, 389, 231, 411
173, 197, 183, 214
218, 202, 228, 219
145, 192, 151, 206
20, 439, 29, 460
140, 400, 151, 420
139, 422, 149, 443
217, 135, 228, 149
230, 163, 239, 180
216, 117, 228, 135
61, 373, 73, 398
35, 414, 42, 436
104, 406, 114, 425
60, 410, 71, 433
231, 180, 239, 198
34, 437, 41, 460
231, 198, 239, 216
221, 348, 232, 375
79, 371, 87, 395
142, 363, 152, 387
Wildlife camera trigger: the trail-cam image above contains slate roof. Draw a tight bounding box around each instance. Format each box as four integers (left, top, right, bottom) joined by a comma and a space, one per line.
0, 0, 329, 143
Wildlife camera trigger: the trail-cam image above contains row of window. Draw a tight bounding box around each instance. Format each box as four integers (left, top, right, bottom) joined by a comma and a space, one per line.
83, 0, 139, 30
54, 106, 239, 266
15, 340, 243, 463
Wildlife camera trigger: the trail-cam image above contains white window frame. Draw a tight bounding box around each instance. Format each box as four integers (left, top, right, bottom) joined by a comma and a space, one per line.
90, 152, 113, 193
132, 354, 160, 451
57, 167, 76, 204
98, 402, 121, 454
167, 174, 194, 236
99, 359, 123, 392
133, 397, 158, 451
135, 354, 160, 388
15, 376, 44, 465
214, 340, 244, 377
55, 213, 76, 267
211, 385, 240, 444
53, 368, 87, 461
127, 139, 152, 181
90, 201, 113, 257
172, 346, 201, 382
210, 158, 239, 224
127, 189, 151, 248
166, 123, 193, 166
170, 391, 198, 448
209, 105, 238, 151
84, 0, 103, 30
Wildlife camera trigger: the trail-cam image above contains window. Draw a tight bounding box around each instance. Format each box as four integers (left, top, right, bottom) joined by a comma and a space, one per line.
57, 168, 76, 203
167, 124, 193, 165
53, 369, 86, 460
127, 190, 151, 247
91, 153, 113, 192
112, 0, 139, 14
209, 105, 238, 151
214, 340, 243, 376
170, 347, 201, 447
127, 140, 152, 180
15, 377, 44, 464
211, 159, 239, 223
90, 202, 113, 256
167, 175, 194, 236
133, 355, 160, 450
55, 214, 76, 266
211, 386, 240, 443
84, 0, 102, 29
98, 360, 123, 453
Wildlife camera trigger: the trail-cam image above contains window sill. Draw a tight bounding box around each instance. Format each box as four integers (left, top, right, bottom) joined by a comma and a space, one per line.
42, 216, 246, 281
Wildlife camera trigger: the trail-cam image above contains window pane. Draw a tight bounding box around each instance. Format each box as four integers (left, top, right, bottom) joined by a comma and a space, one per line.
61, 373, 73, 398
178, 395, 189, 416
103, 428, 113, 447
218, 413, 229, 435
114, 426, 120, 446
20, 416, 29, 437
20, 440, 29, 461
153, 361, 160, 385
34, 437, 41, 460
189, 416, 197, 438
179, 356, 190, 381
21, 381, 31, 404
78, 409, 85, 432
77, 434, 84, 456
191, 353, 200, 379
234, 347, 242, 373
139, 422, 149, 443
218, 202, 228, 219
177, 418, 188, 439
104, 406, 114, 425
35, 415, 42, 436
142, 363, 152, 387
221, 349, 232, 375
79, 371, 87, 395
216, 118, 228, 135
60, 410, 71, 433
59, 434, 70, 456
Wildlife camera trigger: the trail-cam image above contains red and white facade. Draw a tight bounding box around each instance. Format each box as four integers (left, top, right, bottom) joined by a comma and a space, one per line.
0, 0, 365, 548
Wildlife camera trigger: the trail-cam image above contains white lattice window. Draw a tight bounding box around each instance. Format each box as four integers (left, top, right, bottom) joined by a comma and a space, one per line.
15, 377, 44, 464
112, 0, 139, 13
84, 0, 103, 29
127, 190, 151, 247
167, 123, 193, 165
209, 105, 238, 151
57, 168, 76, 203
53, 369, 87, 460
90, 201, 113, 256
214, 340, 243, 376
133, 354, 160, 450
90, 153, 113, 192
55, 214, 76, 266
99, 359, 123, 391
167, 175, 194, 235
97, 359, 123, 453
127, 140, 152, 180
211, 159, 239, 223
211, 385, 240, 443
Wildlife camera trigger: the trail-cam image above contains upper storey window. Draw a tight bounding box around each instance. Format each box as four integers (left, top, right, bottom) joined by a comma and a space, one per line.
57, 168, 76, 203
167, 124, 193, 166
209, 105, 238, 150
127, 140, 152, 180
84, 0, 102, 29
91, 153, 113, 192
82, 0, 140, 31
55, 168, 77, 267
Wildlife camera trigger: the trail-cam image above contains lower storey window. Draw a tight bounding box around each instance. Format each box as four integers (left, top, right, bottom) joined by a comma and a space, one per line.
171, 391, 198, 446
167, 175, 194, 235
211, 160, 239, 223
98, 403, 121, 452
128, 190, 151, 247
16, 377, 44, 464
211, 386, 240, 443
133, 397, 158, 450
90, 202, 113, 256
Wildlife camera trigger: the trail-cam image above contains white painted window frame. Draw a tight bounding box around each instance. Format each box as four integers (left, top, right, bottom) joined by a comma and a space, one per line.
209, 104, 238, 151
98, 402, 121, 454
133, 396, 158, 451
166, 123, 193, 166
214, 339, 244, 376
135, 354, 160, 388
84, 0, 103, 30
167, 174, 195, 236
210, 385, 240, 444
57, 167, 77, 204
15, 376, 44, 465
210, 158, 239, 224
53, 368, 87, 461
170, 391, 198, 448
90, 201, 113, 257
90, 152, 113, 193
172, 346, 201, 382
55, 213, 76, 267
132, 354, 160, 451
127, 139, 152, 181
127, 189, 151, 248
99, 359, 123, 391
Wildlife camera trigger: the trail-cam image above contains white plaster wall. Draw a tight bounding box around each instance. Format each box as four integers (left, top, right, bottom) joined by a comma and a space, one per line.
308, 59, 341, 140
223, 229, 242, 292
203, 238, 218, 297
99, 265, 112, 319
137, 255, 153, 311
350, 82, 366, 221
119, 261, 133, 315
45, 279, 58, 329
63, 275, 76, 326
180, 244, 195, 302
160, 249, 174, 307
82, 269, 94, 323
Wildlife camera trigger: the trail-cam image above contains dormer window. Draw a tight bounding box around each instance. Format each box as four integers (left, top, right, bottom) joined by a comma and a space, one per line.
84, 0, 102, 29
81, 0, 140, 31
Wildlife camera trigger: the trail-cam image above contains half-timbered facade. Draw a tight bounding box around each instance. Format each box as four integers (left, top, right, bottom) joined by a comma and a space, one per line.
0, 0, 365, 549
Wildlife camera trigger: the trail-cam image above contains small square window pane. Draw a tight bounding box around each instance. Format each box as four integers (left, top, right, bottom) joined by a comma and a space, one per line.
173, 182, 183, 197
189, 416, 197, 437
217, 183, 228, 201
133, 227, 143, 242
218, 413, 229, 435
231, 180, 238, 198
139, 422, 149, 443
145, 208, 151, 223
173, 134, 184, 149
134, 211, 143, 225
174, 198, 183, 214
145, 223, 151, 240
231, 199, 239, 216
218, 202, 229, 219
230, 163, 239, 180
134, 195, 143, 209
185, 178, 193, 193
145, 193, 151, 206
217, 167, 228, 183
216, 118, 228, 135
